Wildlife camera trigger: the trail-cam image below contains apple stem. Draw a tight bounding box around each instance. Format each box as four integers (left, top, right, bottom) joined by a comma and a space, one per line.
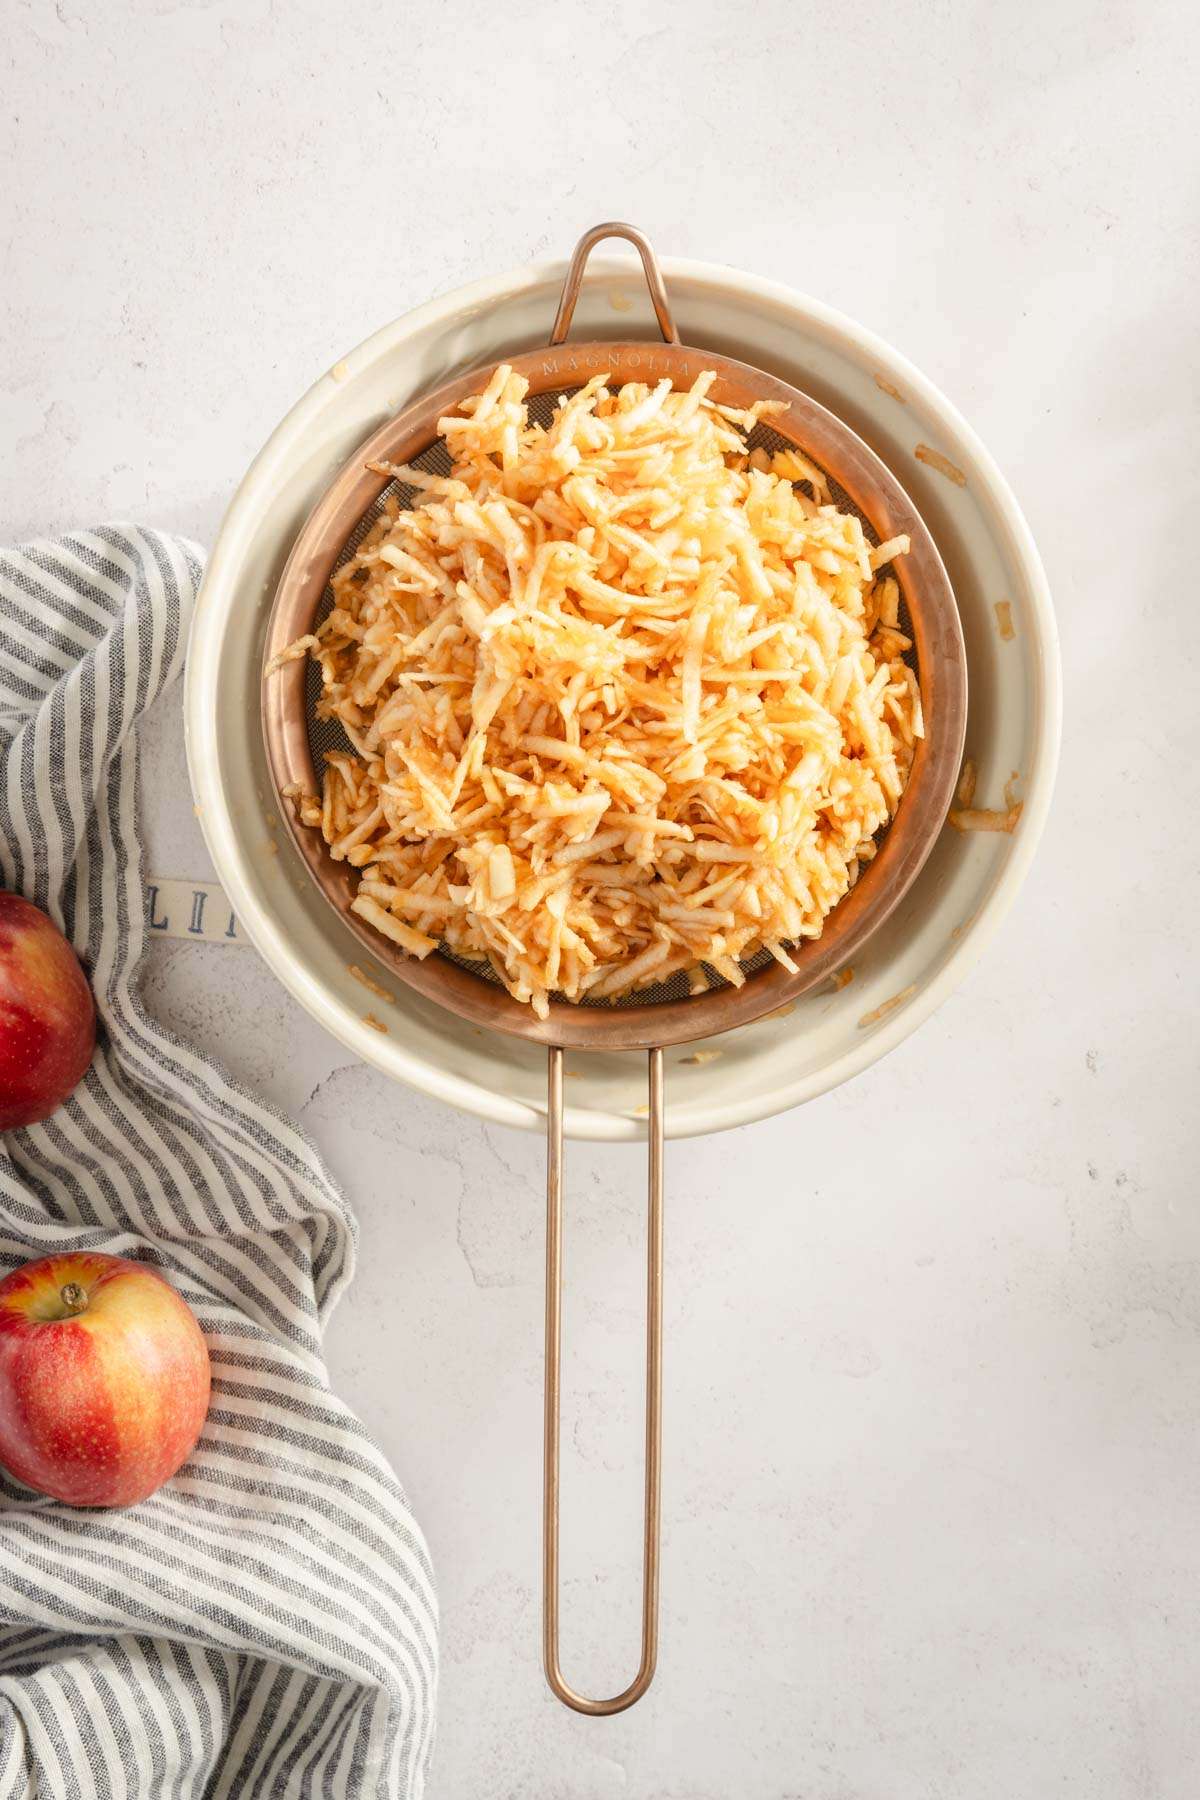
59, 1282, 89, 1316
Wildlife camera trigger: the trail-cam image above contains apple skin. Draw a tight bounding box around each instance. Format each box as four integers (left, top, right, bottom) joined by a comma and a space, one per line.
0, 893, 96, 1131
0, 1252, 211, 1507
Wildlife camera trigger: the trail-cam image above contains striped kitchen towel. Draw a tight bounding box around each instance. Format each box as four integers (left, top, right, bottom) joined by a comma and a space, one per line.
0, 529, 437, 1797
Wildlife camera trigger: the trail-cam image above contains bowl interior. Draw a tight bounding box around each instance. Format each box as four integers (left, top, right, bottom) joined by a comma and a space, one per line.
261, 342, 966, 1052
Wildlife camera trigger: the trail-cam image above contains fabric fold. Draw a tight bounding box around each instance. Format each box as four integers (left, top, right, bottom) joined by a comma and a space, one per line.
0, 527, 436, 1798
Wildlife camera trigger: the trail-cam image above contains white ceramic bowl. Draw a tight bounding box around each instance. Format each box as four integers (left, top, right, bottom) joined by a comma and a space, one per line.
186, 250, 1060, 1142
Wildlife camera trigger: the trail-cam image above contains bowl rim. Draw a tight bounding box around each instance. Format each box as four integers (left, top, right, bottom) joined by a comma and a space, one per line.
185, 250, 1061, 1141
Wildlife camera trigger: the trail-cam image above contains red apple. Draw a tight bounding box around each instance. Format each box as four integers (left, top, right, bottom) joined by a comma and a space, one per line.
0, 893, 96, 1130
0, 1252, 211, 1507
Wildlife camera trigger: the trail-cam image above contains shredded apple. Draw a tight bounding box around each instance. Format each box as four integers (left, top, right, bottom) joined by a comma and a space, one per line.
275, 364, 922, 1017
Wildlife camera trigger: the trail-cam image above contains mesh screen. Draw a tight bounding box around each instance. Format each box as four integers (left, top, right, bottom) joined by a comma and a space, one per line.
304, 389, 918, 1006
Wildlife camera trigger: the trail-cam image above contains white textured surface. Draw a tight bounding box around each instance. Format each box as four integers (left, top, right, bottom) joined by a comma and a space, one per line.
6, 2, 1198, 1796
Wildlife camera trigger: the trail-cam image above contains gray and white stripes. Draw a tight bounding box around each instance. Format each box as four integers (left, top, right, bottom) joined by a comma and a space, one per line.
0, 529, 436, 1797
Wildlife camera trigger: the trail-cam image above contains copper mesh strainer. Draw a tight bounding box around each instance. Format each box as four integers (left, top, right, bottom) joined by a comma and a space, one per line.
263, 224, 967, 1714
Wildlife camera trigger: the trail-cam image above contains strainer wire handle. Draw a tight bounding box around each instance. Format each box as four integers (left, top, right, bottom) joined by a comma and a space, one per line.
549, 222, 680, 347
543, 1044, 664, 1715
